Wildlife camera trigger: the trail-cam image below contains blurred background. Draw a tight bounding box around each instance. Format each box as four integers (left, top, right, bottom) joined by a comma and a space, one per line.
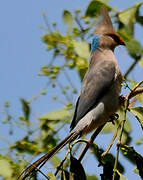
0, 0, 143, 179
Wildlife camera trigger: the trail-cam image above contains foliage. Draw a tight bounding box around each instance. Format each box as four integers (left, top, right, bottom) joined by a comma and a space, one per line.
1, 0, 143, 179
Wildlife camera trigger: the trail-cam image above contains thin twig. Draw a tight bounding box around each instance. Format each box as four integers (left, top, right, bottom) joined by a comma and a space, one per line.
63, 69, 78, 95
55, 148, 70, 176
124, 59, 139, 79
129, 87, 143, 99
54, 138, 88, 176
101, 117, 127, 157
112, 119, 126, 180
35, 166, 49, 179
42, 12, 51, 32
57, 79, 72, 102
75, 15, 85, 40
78, 124, 105, 162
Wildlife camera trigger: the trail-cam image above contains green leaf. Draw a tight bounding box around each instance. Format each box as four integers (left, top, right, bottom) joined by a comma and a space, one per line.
50, 156, 61, 168
63, 10, 73, 25
130, 107, 143, 129
73, 40, 90, 58
136, 15, 143, 26
136, 138, 143, 145
120, 144, 143, 179
87, 174, 99, 180
118, 26, 133, 41
47, 172, 57, 180
10, 136, 40, 154
77, 67, 88, 81
0, 159, 12, 178
102, 108, 131, 134
118, 2, 143, 27
40, 108, 71, 121
20, 98, 30, 121
126, 38, 142, 59
118, 174, 128, 180
63, 10, 73, 33
102, 122, 114, 133
137, 93, 143, 105
4, 101, 10, 107
118, 7, 137, 27
85, 0, 110, 17
139, 57, 143, 67
91, 144, 124, 173
118, 108, 132, 133
70, 155, 86, 180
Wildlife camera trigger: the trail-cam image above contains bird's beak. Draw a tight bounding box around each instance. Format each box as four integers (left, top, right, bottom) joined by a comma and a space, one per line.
120, 41, 126, 46
118, 35, 126, 46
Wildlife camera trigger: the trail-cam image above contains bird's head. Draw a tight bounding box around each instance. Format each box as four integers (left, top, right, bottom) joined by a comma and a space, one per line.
91, 33, 125, 52
91, 6, 125, 52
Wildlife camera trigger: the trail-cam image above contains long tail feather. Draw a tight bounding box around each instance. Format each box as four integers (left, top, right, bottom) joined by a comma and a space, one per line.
18, 132, 77, 180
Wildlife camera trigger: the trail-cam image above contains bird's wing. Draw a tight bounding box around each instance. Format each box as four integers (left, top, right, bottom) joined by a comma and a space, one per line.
70, 59, 116, 130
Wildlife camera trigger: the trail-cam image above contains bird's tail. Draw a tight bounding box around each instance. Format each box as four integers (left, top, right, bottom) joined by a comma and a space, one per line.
18, 132, 77, 180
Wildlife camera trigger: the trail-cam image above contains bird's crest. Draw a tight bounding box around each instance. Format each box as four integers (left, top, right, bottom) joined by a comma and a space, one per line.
95, 6, 115, 35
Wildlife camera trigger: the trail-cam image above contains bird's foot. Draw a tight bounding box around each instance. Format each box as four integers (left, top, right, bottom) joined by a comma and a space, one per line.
108, 113, 119, 125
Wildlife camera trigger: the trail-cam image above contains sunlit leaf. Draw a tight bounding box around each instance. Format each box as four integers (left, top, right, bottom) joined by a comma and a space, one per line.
136, 138, 143, 145
73, 40, 90, 58
102, 122, 114, 133
118, 2, 143, 29
63, 10, 73, 25
0, 159, 12, 178
50, 156, 61, 168
63, 10, 73, 33
47, 172, 57, 180
130, 107, 143, 129
87, 174, 99, 180
118, 173, 128, 180
118, 7, 136, 27
139, 57, 143, 67
136, 92, 143, 105
40, 108, 71, 121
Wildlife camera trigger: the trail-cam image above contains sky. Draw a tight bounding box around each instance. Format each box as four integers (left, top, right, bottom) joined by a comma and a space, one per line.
0, 0, 143, 179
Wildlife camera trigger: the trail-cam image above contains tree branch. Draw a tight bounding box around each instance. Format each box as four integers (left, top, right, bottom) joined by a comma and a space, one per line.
124, 59, 139, 79
78, 124, 105, 162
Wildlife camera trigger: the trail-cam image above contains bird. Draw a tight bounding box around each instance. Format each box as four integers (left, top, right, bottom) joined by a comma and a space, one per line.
18, 6, 125, 180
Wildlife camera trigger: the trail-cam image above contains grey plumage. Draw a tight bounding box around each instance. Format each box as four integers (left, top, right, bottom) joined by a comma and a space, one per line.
18, 6, 125, 180
70, 48, 122, 134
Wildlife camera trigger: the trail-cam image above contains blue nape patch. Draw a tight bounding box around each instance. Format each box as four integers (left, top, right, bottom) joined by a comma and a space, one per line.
91, 35, 100, 52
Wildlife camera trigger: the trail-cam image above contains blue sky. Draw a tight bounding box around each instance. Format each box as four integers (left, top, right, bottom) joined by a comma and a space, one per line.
0, 0, 143, 179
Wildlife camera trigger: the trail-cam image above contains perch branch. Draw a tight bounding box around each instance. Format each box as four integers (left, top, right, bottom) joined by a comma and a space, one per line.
78, 124, 105, 162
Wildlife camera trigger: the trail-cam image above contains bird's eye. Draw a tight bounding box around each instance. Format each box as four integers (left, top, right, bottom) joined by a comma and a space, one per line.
107, 33, 125, 45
